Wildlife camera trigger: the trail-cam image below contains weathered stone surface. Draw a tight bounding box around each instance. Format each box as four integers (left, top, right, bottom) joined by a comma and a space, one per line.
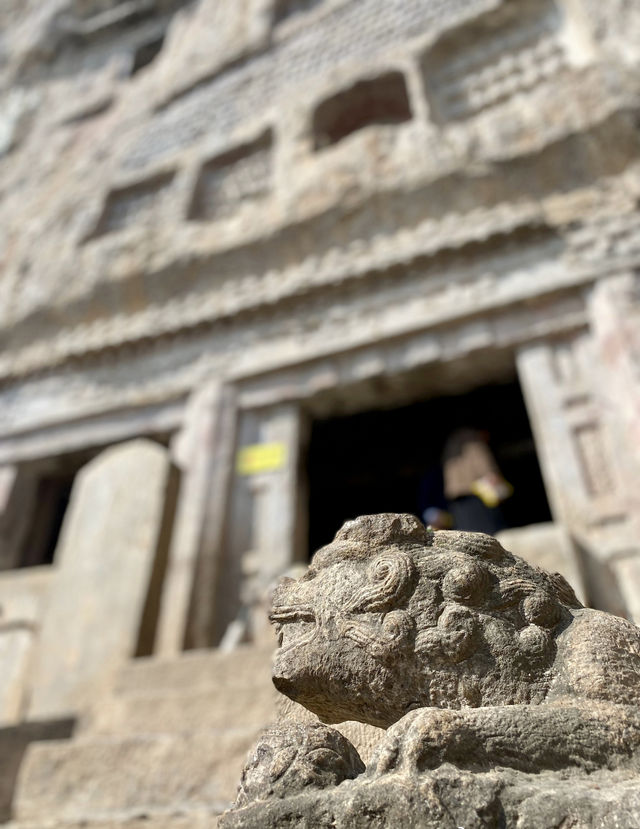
81, 650, 277, 737
6, 814, 220, 829
8, 644, 277, 826
224, 768, 640, 828
155, 382, 234, 656
235, 722, 364, 809
277, 696, 385, 766
0, 0, 639, 433
28, 440, 173, 720
0, 566, 52, 627
222, 514, 640, 827
270, 515, 639, 726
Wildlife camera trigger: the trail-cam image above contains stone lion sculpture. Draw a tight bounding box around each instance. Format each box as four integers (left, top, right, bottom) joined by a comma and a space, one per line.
222, 514, 640, 827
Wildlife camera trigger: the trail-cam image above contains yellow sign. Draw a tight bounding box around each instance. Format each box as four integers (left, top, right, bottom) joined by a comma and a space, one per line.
236, 442, 287, 476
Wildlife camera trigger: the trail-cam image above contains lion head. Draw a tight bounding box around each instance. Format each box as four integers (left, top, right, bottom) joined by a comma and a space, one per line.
271, 514, 583, 728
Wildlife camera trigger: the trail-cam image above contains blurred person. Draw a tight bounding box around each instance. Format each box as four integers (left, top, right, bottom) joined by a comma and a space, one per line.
418, 464, 453, 530
442, 428, 512, 535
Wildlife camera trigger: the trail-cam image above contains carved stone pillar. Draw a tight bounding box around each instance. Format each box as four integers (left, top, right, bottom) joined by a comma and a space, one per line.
517, 315, 640, 620
210, 402, 308, 646
158, 383, 238, 654
587, 273, 640, 620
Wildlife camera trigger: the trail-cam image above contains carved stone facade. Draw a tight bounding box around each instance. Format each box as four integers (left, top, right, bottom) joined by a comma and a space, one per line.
1, 0, 640, 824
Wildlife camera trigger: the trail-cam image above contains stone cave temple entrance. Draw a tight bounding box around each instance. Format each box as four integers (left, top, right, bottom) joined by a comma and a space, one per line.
306, 376, 552, 555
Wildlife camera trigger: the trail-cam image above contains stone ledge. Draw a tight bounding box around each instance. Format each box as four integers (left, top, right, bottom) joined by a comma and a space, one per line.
113, 645, 274, 695
81, 684, 278, 736
14, 729, 260, 823
6, 815, 219, 829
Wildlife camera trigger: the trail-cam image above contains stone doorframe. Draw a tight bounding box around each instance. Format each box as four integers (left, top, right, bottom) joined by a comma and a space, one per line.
157, 278, 640, 652
3, 277, 635, 663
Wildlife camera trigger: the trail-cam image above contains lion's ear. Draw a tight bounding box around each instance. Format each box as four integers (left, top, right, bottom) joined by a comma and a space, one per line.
345, 551, 416, 614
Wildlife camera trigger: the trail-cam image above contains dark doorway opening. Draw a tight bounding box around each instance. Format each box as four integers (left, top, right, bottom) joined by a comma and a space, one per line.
307, 378, 551, 555
18, 473, 75, 568
2, 432, 174, 571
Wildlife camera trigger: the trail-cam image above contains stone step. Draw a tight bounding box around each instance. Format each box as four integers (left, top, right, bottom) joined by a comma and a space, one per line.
0, 719, 75, 824
13, 729, 258, 824
7, 815, 220, 829
83, 683, 278, 736
114, 645, 274, 696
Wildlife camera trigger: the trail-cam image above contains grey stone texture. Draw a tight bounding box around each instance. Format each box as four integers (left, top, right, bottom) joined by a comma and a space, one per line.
223, 514, 640, 827
235, 722, 365, 809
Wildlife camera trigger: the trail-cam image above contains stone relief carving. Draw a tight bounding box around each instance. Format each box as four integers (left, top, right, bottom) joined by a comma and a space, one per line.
0, 231, 566, 437
222, 514, 640, 827
188, 131, 273, 222
0, 197, 549, 383
125, 0, 487, 170
87, 171, 176, 240
422, 0, 566, 124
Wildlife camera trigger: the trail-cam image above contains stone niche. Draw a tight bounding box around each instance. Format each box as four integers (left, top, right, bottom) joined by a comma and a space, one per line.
312, 71, 413, 150
222, 514, 640, 828
188, 130, 273, 222
421, 0, 567, 123
88, 171, 175, 239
